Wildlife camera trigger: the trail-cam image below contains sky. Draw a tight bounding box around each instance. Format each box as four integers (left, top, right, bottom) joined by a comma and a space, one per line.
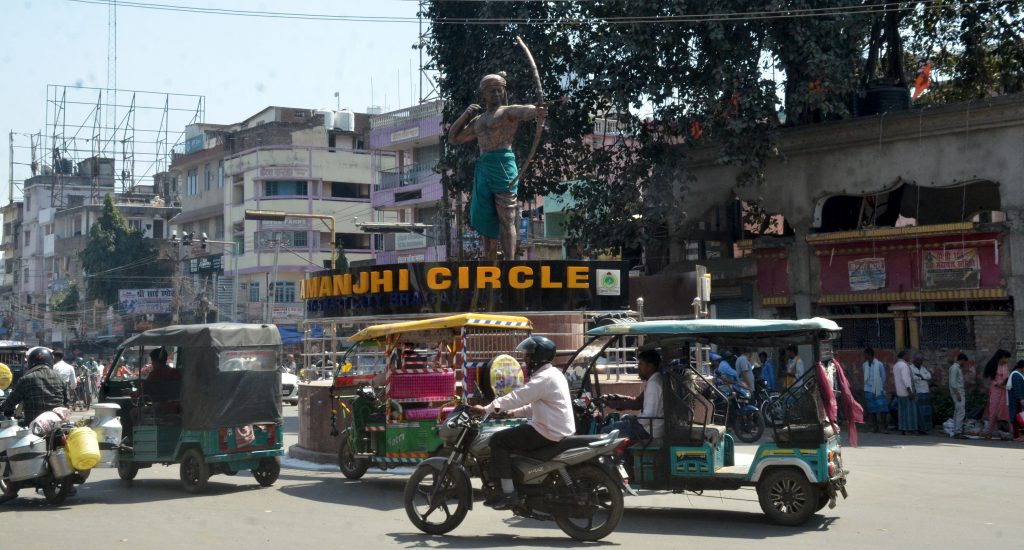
0, 0, 427, 206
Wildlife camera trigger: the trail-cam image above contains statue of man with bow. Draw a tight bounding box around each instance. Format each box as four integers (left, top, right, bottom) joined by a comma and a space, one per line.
449, 58, 546, 261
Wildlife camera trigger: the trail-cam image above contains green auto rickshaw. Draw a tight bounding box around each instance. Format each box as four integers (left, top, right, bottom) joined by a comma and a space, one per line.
98, 323, 284, 493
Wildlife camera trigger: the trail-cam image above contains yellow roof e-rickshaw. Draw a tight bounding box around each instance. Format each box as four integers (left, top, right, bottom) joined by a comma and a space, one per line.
330, 313, 533, 479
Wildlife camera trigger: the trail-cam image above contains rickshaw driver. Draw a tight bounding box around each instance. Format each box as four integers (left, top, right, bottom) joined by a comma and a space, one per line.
602, 350, 664, 441
145, 347, 180, 382
470, 336, 574, 510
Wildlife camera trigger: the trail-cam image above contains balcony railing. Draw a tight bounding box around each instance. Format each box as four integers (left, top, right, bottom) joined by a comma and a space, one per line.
370, 101, 443, 130
378, 162, 438, 191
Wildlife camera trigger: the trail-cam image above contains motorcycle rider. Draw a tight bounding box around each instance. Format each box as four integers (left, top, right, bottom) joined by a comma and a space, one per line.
1, 347, 69, 424
470, 335, 574, 510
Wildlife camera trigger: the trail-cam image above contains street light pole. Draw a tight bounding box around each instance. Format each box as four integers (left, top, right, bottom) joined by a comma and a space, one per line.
244, 210, 336, 269
266, 239, 281, 325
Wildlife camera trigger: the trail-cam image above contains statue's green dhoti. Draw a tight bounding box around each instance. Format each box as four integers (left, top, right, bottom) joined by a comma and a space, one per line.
470, 149, 518, 246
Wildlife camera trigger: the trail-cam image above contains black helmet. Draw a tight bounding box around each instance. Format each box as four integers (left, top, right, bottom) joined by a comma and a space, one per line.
26, 346, 54, 368
516, 336, 557, 371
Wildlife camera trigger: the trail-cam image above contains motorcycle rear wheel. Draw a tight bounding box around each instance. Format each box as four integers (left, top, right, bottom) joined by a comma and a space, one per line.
403, 465, 470, 535
0, 478, 18, 504
554, 464, 624, 542
42, 475, 73, 505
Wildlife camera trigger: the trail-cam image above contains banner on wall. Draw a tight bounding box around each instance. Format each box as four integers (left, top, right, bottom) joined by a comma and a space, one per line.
848, 258, 886, 291
922, 248, 980, 290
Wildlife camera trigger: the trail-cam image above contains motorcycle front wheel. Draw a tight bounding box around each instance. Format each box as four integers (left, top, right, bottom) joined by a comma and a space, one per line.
735, 412, 766, 443
554, 464, 624, 542
403, 465, 470, 535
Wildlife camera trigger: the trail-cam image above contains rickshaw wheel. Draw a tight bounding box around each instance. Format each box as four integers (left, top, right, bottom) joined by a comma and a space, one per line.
180, 449, 211, 493
338, 438, 369, 480
757, 468, 818, 526
117, 459, 139, 481
253, 458, 281, 487
42, 475, 73, 505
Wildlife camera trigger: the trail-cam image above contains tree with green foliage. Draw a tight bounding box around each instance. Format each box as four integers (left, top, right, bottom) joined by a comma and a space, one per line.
79, 194, 172, 305
426, 1, 1023, 262
53, 283, 80, 313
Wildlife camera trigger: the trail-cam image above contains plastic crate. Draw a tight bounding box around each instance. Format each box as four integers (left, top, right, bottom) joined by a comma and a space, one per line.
391, 371, 455, 400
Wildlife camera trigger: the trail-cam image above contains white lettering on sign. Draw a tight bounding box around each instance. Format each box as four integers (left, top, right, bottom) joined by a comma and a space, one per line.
390, 127, 419, 143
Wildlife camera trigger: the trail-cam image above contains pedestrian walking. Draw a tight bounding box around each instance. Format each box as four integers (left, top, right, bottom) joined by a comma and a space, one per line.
1007, 360, 1024, 442
52, 350, 78, 408
893, 350, 917, 435
911, 352, 933, 434
981, 350, 1011, 440
948, 353, 968, 439
862, 347, 888, 433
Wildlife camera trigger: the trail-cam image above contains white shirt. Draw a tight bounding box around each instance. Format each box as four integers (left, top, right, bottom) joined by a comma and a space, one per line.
53, 360, 77, 390
639, 372, 664, 439
893, 359, 913, 397
911, 364, 932, 394
485, 363, 575, 442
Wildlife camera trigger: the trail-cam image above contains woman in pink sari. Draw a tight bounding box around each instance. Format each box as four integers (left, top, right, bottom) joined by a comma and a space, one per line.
982, 350, 1011, 439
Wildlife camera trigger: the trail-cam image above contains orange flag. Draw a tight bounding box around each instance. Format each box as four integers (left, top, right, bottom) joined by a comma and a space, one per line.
912, 63, 931, 100
690, 120, 702, 140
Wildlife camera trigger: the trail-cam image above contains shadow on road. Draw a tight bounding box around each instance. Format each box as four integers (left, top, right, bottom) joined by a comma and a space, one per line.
278, 476, 408, 512
0, 476, 266, 511
618, 506, 837, 537
388, 532, 616, 549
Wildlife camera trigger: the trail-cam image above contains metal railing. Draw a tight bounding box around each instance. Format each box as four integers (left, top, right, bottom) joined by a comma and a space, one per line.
377, 162, 438, 190
369, 101, 443, 130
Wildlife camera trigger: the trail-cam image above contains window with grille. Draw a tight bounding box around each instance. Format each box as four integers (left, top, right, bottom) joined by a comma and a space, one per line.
833, 317, 896, 350
249, 281, 260, 302
264, 180, 308, 196
274, 282, 296, 303
919, 316, 974, 351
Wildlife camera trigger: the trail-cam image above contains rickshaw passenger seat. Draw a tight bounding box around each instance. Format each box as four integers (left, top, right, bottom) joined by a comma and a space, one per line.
703, 425, 726, 445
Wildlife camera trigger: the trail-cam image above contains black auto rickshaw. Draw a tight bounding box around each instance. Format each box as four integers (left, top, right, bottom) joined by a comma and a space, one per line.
98, 324, 284, 493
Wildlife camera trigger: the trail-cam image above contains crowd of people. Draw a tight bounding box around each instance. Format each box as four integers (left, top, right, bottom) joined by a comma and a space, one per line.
858, 347, 1024, 442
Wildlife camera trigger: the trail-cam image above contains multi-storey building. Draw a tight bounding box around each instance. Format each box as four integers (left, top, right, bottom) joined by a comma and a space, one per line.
368, 100, 448, 263
170, 106, 386, 333
0, 157, 179, 345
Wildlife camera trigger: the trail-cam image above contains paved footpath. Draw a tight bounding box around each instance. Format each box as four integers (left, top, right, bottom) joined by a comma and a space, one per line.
3, 409, 1022, 549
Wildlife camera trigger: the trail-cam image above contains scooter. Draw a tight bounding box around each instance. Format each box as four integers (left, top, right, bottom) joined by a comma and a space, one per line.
403, 405, 632, 542
0, 415, 93, 505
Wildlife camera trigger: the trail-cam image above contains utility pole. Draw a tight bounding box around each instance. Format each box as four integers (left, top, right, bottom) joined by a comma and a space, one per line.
266, 239, 281, 325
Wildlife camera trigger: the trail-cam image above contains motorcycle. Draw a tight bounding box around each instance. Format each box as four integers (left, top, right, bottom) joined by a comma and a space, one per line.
716, 382, 766, 443
753, 378, 783, 427
0, 415, 93, 505
403, 405, 632, 542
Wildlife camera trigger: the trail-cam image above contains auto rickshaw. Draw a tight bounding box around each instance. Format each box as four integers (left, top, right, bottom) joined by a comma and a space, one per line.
331, 313, 533, 479
565, 317, 850, 526
98, 323, 285, 493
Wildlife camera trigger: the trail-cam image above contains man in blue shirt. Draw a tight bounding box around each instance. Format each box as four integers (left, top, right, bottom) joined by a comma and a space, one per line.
759, 351, 777, 391
712, 353, 738, 384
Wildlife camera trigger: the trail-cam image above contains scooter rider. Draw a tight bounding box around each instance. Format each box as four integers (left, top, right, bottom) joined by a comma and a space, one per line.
470, 335, 574, 510
1, 346, 69, 423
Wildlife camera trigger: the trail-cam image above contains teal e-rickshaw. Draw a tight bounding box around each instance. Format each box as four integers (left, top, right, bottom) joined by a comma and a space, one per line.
566, 318, 849, 526
98, 324, 285, 493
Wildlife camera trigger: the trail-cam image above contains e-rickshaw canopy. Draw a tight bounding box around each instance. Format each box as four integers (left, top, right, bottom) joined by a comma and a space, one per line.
119, 323, 283, 430
347, 313, 533, 343
586, 318, 841, 347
